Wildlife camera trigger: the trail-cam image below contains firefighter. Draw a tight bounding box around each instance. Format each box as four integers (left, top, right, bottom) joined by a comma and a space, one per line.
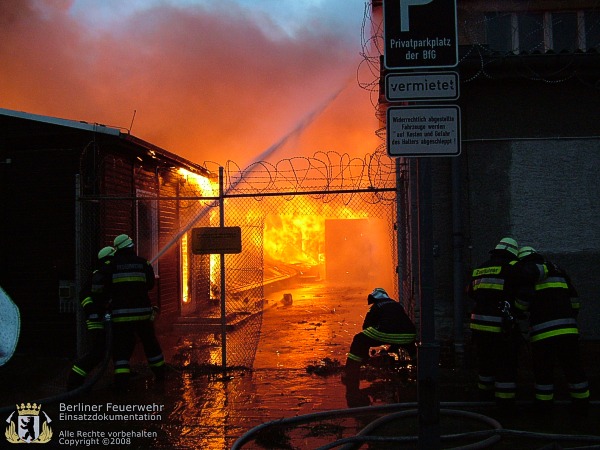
67, 246, 114, 390
342, 288, 416, 403
515, 247, 590, 417
103, 234, 165, 392
467, 237, 546, 412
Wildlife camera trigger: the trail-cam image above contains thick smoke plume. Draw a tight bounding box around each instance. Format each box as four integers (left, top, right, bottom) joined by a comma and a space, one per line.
0, 0, 379, 166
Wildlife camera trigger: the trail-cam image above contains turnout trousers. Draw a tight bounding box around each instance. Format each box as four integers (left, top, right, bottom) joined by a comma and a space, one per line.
112, 319, 165, 390
531, 334, 590, 414
68, 324, 106, 389
471, 328, 520, 405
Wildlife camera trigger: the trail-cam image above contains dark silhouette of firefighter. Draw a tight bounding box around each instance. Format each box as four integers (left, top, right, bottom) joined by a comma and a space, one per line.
515, 246, 590, 417
67, 246, 114, 389
342, 288, 416, 404
102, 234, 165, 392
467, 237, 547, 412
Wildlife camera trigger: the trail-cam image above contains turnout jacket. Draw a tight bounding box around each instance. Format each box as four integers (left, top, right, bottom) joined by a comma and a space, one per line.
468, 252, 520, 333
362, 298, 416, 345
467, 251, 547, 334
80, 264, 111, 331
515, 258, 579, 343
102, 247, 155, 322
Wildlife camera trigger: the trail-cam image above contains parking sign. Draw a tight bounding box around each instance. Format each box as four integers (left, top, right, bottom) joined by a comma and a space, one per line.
383, 0, 458, 70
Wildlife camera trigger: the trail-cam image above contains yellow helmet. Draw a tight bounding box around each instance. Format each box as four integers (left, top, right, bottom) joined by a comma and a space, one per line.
97, 246, 115, 260
494, 237, 518, 257
114, 234, 134, 250
518, 246, 537, 260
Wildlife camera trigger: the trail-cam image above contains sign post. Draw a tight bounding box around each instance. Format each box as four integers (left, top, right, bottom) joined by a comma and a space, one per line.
382, 1, 459, 448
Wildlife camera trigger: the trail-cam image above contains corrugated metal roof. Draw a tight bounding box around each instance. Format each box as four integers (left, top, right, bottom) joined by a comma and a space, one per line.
0, 107, 122, 136
0, 107, 211, 177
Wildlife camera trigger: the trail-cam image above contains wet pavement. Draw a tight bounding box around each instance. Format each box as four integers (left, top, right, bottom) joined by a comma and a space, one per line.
1, 281, 599, 449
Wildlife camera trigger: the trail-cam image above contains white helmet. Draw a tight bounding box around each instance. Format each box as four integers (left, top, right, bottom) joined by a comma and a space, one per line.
368, 287, 390, 304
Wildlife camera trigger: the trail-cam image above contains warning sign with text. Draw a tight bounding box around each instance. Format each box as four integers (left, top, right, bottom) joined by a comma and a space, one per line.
192, 227, 242, 254
386, 105, 461, 157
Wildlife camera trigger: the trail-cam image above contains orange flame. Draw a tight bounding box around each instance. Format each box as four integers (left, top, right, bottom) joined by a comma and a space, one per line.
262, 204, 370, 267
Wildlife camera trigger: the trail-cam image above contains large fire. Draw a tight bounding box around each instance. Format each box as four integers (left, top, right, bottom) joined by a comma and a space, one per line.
177, 168, 393, 304
262, 205, 371, 267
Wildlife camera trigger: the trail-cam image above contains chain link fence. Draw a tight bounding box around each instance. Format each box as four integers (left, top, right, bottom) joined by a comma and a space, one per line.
75, 151, 414, 371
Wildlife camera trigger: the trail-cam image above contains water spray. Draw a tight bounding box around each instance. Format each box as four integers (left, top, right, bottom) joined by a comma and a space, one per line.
150, 81, 349, 265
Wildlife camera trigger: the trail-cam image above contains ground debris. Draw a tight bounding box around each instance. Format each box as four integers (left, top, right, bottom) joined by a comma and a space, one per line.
305, 357, 343, 376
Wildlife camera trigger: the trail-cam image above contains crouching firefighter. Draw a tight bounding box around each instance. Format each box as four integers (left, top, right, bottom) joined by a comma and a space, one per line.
343, 288, 417, 400
67, 246, 114, 390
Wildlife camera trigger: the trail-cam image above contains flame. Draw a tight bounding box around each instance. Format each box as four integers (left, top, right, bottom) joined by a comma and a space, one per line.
263, 213, 323, 266
176, 168, 220, 302
181, 233, 190, 303
178, 168, 216, 198
262, 204, 370, 267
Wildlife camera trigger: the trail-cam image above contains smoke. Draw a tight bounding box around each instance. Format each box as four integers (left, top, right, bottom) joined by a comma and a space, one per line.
0, 0, 380, 166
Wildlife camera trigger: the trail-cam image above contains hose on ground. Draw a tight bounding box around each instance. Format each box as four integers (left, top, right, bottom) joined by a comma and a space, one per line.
331, 408, 502, 450
231, 400, 600, 450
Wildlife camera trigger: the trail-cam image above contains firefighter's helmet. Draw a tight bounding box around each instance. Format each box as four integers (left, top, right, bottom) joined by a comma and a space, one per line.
493, 237, 518, 257
114, 234, 134, 250
97, 246, 115, 260
368, 287, 389, 304
517, 246, 537, 260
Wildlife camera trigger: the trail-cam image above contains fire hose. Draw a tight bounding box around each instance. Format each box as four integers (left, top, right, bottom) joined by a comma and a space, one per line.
231, 400, 600, 450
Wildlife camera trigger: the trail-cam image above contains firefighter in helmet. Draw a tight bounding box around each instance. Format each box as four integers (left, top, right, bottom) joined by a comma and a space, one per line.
342, 288, 416, 403
515, 246, 590, 417
67, 245, 114, 390
102, 234, 165, 392
467, 237, 547, 412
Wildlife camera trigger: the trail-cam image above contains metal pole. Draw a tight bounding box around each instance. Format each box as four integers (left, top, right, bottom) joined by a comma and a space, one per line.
219, 167, 227, 377
74, 175, 84, 357
452, 157, 465, 359
416, 158, 441, 449
395, 158, 404, 306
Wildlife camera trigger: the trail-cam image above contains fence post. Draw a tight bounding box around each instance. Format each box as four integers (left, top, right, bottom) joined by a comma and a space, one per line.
395, 158, 404, 307
219, 167, 228, 377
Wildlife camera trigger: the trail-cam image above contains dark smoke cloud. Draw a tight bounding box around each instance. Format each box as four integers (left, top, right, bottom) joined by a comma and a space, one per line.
0, 0, 379, 166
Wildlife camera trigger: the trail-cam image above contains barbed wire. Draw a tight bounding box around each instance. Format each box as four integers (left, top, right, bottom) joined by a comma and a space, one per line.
198, 149, 399, 205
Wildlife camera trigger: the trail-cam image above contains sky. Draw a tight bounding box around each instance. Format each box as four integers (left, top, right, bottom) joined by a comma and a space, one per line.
0, 0, 381, 168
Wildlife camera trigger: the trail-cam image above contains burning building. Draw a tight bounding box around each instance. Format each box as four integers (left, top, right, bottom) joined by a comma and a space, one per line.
0, 107, 403, 366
